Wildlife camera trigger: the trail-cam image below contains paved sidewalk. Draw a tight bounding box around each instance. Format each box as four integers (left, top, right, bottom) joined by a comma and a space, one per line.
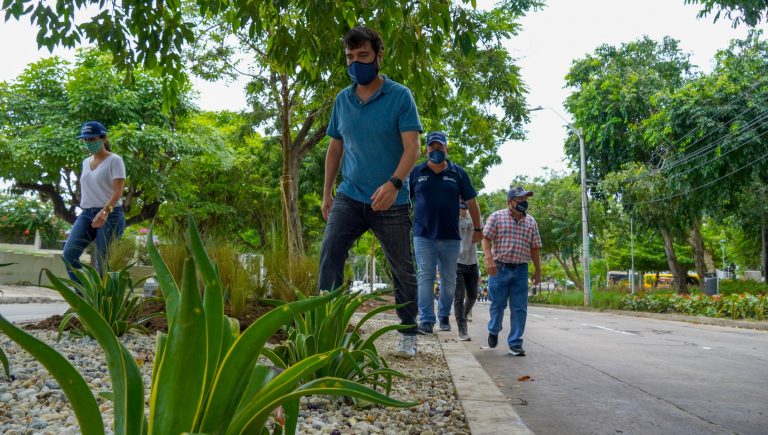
0, 285, 64, 304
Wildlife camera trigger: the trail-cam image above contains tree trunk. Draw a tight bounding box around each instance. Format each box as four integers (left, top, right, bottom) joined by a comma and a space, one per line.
660, 226, 688, 294
689, 217, 707, 285
553, 252, 583, 291
281, 148, 304, 259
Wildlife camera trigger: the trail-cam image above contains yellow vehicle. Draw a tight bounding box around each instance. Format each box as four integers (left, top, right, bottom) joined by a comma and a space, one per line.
643, 272, 700, 289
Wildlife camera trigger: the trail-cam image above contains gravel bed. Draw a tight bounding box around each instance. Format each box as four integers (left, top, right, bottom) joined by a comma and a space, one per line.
0, 319, 469, 434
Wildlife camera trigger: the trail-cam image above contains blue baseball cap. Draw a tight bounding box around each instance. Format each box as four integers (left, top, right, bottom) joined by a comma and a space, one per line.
77, 121, 107, 139
426, 131, 447, 147
507, 186, 534, 199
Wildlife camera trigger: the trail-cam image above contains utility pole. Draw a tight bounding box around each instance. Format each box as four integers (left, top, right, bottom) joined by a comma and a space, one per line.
577, 128, 591, 306
630, 216, 636, 294
531, 106, 592, 306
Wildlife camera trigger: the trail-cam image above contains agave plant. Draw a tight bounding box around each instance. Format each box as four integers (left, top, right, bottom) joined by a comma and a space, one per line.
0, 216, 416, 434
0, 262, 12, 379
0, 346, 8, 379
262, 289, 409, 393
57, 264, 160, 338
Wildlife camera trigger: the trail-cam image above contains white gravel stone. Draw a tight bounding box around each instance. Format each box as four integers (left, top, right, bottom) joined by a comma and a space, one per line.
0, 319, 470, 434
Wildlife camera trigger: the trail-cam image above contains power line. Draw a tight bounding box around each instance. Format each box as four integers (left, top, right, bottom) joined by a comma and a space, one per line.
640, 76, 768, 168
658, 115, 768, 179
621, 150, 768, 206
657, 108, 768, 172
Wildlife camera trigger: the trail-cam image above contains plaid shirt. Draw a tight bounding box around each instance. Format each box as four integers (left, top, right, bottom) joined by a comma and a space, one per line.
483, 209, 542, 264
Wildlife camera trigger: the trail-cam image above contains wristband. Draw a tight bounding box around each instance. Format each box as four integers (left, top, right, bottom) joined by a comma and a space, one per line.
473, 228, 483, 232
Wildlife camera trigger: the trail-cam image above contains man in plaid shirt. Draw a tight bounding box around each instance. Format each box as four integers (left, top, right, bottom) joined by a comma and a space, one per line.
481, 186, 542, 356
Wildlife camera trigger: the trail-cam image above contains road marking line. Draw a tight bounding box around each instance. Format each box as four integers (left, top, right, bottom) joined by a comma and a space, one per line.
702, 346, 712, 350
530, 314, 545, 318
580, 323, 638, 335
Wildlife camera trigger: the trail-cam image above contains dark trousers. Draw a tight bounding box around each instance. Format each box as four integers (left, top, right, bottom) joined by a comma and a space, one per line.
454, 263, 479, 329
318, 194, 418, 335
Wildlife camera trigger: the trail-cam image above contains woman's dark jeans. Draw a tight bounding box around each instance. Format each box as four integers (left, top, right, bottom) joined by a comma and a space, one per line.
62, 207, 125, 281
318, 194, 418, 335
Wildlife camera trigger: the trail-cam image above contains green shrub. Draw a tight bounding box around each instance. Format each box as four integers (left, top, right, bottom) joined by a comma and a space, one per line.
157, 239, 258, 317
107, 237, 140, 271
694, 279, 768, 296
622, 291, 768, 320
0, 216, 416, 434
57, 265, 160, 338
262, 289, 408, 393
529, 289, 628, 309
262, 247, 319, 301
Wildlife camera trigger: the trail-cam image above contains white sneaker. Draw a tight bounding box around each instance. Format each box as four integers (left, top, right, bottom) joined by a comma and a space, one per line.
394, 335, 417, 358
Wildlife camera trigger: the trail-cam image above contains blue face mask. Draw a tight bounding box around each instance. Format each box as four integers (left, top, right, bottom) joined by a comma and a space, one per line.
347, 59, 379, 85
428, 149, 446, 164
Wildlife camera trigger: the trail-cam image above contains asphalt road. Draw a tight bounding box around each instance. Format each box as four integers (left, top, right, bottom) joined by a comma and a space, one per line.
456, 303, 768, 435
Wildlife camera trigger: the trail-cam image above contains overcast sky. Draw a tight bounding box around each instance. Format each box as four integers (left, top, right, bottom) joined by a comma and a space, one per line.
0, 0, 751, 193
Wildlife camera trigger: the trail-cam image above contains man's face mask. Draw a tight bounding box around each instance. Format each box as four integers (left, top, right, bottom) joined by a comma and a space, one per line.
428, 149, 446, 164
347, 58, 379, 85
510, 199, 529, 214
85, 139, 103, 154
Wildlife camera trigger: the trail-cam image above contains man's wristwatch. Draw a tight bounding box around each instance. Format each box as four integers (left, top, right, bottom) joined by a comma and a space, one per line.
473, 228, 483, 232
388, 176, 403, 190
103, 204, 114, 214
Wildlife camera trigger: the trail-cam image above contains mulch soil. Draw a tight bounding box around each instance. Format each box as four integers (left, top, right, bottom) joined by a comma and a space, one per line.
23, 292, 399, 343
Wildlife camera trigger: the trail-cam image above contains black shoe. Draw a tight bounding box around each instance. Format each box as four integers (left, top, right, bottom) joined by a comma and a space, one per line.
487, 333, 498, 348
508, 345, 526, 356
418, 323, 434, 335
438, 316, 451, 331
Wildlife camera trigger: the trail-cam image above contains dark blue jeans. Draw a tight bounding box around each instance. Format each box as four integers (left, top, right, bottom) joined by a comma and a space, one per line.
62, 207, 125, 281
318, 194, 418, 335
488, 262, 529, 347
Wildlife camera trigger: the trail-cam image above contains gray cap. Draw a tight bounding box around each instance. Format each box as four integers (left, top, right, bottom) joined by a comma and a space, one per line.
507, 186, 534, 200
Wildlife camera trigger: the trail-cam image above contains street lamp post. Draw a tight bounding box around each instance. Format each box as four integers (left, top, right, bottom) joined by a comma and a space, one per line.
532, 106, 591, 306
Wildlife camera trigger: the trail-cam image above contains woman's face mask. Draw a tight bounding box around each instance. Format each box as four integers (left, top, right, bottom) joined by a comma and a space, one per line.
84, 139, 103, 154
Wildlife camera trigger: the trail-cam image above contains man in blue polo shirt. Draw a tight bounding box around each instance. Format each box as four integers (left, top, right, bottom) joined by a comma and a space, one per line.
410, 131, 483, 334
319, 26, 422, 358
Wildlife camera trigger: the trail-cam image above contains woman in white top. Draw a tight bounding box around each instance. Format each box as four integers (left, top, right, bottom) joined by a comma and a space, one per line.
62, 121, 126, 281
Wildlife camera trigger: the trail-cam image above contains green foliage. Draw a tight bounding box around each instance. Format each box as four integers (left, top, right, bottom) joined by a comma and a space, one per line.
206, 244, 259, 318
0, 49, 217, 227
0, 194, 68, 247
0, 346, 8, 379
529, 289, 628, 310
261, 246, 320, 302
0, 216, 416, 434
686, 0, 768, 27
565, 36, 693, 182
56, 265, 159, 338
696, 279, 768, 296
262, 290, 409, 395
155, 236, 259, 317
623, 291, 768, 320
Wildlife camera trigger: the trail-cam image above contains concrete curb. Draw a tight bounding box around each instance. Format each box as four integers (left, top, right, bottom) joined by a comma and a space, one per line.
440, 338, 534, 435
0, 297, 64, 305
531, 303, 768, 331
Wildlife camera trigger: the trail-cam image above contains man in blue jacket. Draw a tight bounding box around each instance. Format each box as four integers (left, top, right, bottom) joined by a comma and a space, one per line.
410, 131, 483, 334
